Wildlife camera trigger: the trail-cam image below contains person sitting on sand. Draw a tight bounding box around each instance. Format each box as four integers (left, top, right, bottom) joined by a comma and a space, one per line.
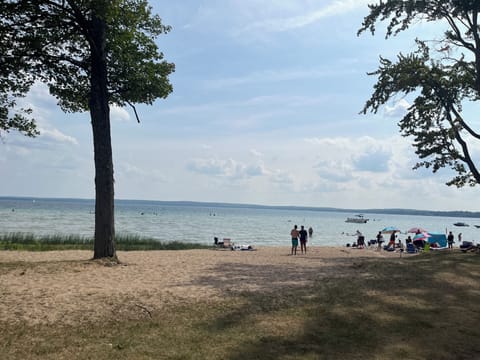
413, 239, 426, 249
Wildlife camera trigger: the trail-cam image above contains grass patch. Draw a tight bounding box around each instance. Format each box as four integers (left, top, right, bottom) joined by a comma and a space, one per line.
0, 232, 210, 251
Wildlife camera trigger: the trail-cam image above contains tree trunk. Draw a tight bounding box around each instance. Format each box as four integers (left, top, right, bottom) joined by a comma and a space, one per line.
89, 12, 116, 259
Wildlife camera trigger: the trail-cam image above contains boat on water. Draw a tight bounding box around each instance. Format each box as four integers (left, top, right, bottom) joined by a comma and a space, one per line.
345, 215, 369, 223
453, 222, 469, 227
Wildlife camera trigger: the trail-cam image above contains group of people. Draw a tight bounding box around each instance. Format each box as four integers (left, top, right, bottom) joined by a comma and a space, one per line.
375, 231, 399, 251
373, 230, 464, 251
290, 225, 313, 255
375, 231, 427, 251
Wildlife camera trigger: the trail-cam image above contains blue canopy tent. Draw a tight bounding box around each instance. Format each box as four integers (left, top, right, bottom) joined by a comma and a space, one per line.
427, 232, 447, 247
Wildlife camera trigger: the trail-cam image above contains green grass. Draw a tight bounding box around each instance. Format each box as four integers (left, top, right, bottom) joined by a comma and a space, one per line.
0, 232, 210, 251
0, 251, 479, 359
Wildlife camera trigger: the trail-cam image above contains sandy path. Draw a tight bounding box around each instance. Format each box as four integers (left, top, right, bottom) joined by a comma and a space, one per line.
0, 246, 402, 325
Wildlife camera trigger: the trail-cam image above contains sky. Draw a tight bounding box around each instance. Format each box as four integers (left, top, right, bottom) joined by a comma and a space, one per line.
1, 0, 480, 211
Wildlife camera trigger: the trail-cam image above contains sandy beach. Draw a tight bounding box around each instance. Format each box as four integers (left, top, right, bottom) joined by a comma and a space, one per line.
0, 246, 403, 326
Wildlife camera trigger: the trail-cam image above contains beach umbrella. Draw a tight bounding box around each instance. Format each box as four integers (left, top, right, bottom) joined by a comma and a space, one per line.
381, 226, 401, 234
407, 227, 427, 234
413, 232, 431, 241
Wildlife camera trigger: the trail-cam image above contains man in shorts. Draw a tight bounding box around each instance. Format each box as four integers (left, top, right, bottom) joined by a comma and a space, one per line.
299, 225, 308, 254
447, 231, 454, 249
290, 225, 299, 255
376, 231, 384, 251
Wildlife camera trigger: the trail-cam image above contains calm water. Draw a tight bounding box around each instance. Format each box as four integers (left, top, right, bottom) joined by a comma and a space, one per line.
1, 197, 479, 246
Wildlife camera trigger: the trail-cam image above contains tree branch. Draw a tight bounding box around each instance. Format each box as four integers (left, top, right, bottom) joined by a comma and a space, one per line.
450, 106, 480, 140
126, 100, 140, 123
452, 126, 480, 183
443, 11, 475, 52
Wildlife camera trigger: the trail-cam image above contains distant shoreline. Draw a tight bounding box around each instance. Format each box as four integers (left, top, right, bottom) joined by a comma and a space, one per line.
1, 195, 479, 218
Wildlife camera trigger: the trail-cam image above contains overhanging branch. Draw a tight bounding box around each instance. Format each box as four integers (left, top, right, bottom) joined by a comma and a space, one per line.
450, 106, 480, 140
126, 100, 140, 123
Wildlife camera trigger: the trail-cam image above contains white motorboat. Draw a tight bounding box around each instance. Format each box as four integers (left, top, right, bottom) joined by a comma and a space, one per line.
345, 214, 369, 223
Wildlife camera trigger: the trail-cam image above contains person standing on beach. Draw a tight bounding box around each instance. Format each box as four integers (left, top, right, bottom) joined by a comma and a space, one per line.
290, 225, 299, 255
448, 231, 455, 249
376, 231, 384, 250
388, 231, 396, 248
299, 225, 308, 254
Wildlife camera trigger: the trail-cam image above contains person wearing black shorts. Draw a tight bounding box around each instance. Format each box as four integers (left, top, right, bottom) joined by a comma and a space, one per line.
299, 225, 308, 254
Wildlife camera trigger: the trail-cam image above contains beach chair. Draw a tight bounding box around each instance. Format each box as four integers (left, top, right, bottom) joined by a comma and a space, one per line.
222, 238, 232, 249
368, 239, 377, 246
213, 237, 233, 249
406, 243, 417, 254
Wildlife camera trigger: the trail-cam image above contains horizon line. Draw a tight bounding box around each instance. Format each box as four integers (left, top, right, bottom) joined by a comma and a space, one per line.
1, 195, 479, 217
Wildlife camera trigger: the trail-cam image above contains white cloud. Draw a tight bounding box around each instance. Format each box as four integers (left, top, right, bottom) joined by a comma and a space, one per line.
117, 162, 168, 183
205, 67, 358, 89
269, 170, 294, 185
28, 82, 58, 107
353, 149, 391, 173
250, 149, 263, 157
238, 0, 371, 34
38, 128, 78, 145
186, 157, 267, 179
314, 159, 354, 183
384, 99, 410, 118
110, 105, 131, 122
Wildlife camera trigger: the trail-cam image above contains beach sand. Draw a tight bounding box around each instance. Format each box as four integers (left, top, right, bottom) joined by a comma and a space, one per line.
0, 246, 403, 326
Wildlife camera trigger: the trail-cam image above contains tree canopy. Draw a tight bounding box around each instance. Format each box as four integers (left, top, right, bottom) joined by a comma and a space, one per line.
1, 0, 174, 116
0, 0, 174, 258
358, 0, 480, 187
0, 17, 38, 137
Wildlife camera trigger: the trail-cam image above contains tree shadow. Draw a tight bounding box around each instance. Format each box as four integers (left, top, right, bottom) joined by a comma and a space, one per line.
188, 252, 480, 359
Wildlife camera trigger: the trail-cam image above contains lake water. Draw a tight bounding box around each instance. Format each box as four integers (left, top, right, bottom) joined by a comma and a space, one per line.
1, 197, 479, 246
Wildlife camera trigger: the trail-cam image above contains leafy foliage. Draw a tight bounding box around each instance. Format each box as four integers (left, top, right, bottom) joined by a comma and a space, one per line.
359, 0, 480, 187
0, 1, 175, 258
0, 11, 38, 138
0, 0, 174, 115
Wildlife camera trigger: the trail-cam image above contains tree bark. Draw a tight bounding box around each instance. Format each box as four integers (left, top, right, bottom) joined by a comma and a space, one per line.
89, 13, 116, 259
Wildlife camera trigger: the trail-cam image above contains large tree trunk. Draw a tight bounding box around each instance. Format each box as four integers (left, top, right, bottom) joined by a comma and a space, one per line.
89, 12, 116, 259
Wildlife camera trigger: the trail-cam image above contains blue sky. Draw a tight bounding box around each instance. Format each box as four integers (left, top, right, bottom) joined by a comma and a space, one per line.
1, 0, 479, 211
